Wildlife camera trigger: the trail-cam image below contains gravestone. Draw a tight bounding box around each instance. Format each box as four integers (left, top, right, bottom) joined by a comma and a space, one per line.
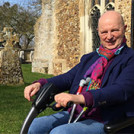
0, 27, 24, 85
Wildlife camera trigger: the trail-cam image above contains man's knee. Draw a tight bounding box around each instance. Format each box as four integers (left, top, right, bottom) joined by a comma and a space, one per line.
27, 119, 38, 134
28, 118, 46, 134
50, 125, 69, 134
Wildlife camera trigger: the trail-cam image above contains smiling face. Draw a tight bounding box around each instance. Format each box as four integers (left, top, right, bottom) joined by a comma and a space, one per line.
98, 11, 127, 50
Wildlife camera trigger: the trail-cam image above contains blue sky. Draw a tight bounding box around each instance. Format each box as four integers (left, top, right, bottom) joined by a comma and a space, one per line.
0, 0, 34, 7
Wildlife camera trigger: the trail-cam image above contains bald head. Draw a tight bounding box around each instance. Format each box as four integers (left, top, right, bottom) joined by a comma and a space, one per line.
98, 11, 125, 29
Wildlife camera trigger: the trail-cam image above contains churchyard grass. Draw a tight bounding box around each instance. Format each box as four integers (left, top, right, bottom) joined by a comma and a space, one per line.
0, 64, 55, 134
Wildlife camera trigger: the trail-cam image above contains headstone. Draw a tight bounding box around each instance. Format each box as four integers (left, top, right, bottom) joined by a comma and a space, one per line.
30, 51, 34, 62
19, 50, 24, 63
0, 27, 24, 85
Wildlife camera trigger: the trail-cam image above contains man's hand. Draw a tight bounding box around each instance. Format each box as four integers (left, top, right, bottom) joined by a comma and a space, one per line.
24, 82, 41, 101
54, 93, 85, 108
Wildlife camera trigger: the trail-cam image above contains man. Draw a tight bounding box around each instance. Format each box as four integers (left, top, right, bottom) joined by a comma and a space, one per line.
24, 11, 134, 134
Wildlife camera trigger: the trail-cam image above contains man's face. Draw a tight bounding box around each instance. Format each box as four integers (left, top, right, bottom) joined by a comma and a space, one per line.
98, 15, 126, 50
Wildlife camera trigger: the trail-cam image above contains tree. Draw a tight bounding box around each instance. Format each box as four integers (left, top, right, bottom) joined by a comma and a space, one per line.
30, 0, 42, 16
0, 2, 40, 49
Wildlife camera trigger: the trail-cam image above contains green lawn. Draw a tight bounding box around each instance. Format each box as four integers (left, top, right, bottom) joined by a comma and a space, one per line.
0, 64, 55, 134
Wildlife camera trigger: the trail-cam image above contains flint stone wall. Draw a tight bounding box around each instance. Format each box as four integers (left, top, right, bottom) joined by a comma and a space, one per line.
115, 0, 132, 47
32, 0, 80, 75
53, 0, 80, 75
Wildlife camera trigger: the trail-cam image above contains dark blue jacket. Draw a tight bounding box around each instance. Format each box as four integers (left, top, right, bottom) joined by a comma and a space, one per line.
47, 45, 134, 122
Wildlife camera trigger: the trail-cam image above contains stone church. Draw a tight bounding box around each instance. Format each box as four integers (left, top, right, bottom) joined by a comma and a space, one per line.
32, 0, 134, 75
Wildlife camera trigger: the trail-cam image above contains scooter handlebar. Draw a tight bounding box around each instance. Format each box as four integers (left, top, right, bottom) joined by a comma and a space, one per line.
52, 101, 73, 111
20, 83, 59, 134
33, 83, 59, 113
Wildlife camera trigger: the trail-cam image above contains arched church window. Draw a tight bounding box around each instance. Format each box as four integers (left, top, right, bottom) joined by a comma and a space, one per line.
90, 5, 101, 51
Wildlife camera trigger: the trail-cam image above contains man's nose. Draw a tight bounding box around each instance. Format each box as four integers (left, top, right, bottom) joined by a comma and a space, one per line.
107, 32, 113, 39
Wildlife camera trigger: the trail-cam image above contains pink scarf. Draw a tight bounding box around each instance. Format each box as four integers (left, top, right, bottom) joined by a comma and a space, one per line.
84, 40, 126, 90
